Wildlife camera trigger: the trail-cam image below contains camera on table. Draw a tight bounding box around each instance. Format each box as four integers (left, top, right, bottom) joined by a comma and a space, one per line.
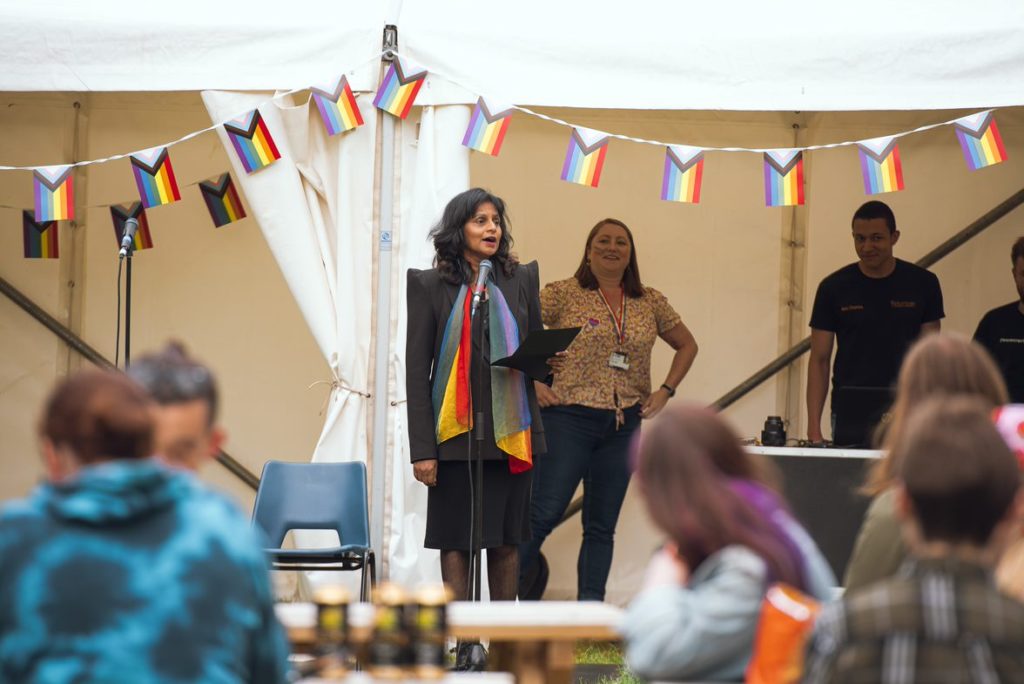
760, 416, 787, 447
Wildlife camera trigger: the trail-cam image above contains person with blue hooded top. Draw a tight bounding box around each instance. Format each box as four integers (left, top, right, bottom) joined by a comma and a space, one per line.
0, 369, 289, 684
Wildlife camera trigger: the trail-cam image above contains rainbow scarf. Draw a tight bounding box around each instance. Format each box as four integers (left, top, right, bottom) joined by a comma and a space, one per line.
432, 282, 533, 473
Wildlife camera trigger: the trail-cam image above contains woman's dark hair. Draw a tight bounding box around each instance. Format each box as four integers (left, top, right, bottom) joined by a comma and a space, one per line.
573, 218, 645, 298
430, 188, 518, 285
633, 404, 807, 589
39, 369, 154, 465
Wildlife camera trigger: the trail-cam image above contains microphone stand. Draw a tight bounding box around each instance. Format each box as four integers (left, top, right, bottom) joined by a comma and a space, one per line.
123, 245, 134, 368
469, 297, 486, 603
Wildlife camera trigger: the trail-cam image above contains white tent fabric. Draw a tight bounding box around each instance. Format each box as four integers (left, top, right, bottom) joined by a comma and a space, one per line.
203, 86, 472, 586
200, 90, 377, 573
0, 1, 384, 93
6, 0, 1023, 598
5, 1, 1024, 111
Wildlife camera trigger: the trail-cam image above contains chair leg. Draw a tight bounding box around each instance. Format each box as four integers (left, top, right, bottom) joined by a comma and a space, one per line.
360, 550, 376, 603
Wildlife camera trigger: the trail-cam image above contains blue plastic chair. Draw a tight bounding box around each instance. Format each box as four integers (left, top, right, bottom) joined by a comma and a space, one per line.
252, 460, 376, 601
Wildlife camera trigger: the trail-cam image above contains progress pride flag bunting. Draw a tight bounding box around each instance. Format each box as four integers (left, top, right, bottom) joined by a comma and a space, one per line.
33, 165, 74, 222
311, 75, 364, 136
22, 210, 59, 259
661, 146, 705, 203
561, 127, 610, 188
130, 148, 181, 208
763, 150, 805, 207
110, 203, 153, 252
373, 57, 427, 119
954, 111, 1008, 171
224, 109, 281, 174
857, 136, 904, 195
462, 98, 515, 156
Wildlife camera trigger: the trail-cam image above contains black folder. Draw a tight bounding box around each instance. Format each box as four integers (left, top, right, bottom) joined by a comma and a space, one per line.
491, 327, 582, 382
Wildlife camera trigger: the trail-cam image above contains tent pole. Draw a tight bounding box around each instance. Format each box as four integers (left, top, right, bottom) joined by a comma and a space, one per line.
370, 25, 399, 581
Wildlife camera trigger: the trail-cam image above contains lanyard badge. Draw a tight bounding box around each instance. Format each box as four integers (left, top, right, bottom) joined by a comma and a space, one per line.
598, 288, 629, 370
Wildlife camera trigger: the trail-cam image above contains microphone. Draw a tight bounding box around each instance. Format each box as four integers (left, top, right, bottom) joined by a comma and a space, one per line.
118, 218, 139, 259
470, 259, 493, 318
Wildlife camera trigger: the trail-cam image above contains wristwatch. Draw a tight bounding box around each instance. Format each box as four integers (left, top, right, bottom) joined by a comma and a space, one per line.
660, 383, 676, 397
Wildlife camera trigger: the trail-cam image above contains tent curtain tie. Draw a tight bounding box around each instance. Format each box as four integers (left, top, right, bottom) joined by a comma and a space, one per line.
307, 379, 371, 415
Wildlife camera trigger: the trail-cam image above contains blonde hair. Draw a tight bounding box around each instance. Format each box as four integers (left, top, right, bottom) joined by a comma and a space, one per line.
863, 333, 1008, 495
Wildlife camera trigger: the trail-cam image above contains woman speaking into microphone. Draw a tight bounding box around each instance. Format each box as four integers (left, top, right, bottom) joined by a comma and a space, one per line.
405, 188, 546, 608
520, 217, 698, 602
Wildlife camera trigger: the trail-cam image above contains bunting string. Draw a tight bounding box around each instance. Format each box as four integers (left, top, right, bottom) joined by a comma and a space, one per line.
0, 50, 1007, 171
0, 54, 383, 172
0, 49, 1013, 245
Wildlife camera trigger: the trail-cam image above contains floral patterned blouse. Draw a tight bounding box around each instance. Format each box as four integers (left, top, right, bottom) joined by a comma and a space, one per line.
541, 277, 682, 411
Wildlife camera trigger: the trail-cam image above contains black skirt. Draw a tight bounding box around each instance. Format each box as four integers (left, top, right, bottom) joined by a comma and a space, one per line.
424, 459, 532, 550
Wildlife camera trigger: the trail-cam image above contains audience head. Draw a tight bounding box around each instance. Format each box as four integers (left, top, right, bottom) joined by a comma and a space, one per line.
865, 333, 1008, 494
633, 403, 805, 589
39, 369, 154, 481
128, 341, 223, 471
892, 397, 1021, 551
429, 187, 517, 285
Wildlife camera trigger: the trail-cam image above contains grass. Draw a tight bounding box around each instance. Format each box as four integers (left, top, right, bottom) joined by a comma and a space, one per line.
574, 642, 644, 684
595, 668, 644, 684
574, 640, 624, 665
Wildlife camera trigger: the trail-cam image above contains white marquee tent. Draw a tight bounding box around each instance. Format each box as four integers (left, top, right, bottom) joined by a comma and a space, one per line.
3, 0, 1024, 602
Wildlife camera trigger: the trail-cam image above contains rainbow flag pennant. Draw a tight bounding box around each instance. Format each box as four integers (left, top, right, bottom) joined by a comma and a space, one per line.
561, 127, 610, 188
954, 111, 1008, 171
763, 150, 805, 207
372, 57, 427, 120
33, 165, 74, 222
462, 98, 515, 156
110, 203, 154, 252
311, 75, 364, 136
857, 136, 905, 195
661, 146, 705, 203
224, 109, 282, 174
130, 148, 181, 208
198, 173, 247, 228
22, 210, 59, 259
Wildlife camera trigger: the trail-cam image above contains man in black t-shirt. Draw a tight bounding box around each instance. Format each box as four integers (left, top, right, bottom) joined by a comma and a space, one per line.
807, 201, 944, 443
973, 236, 1024, 402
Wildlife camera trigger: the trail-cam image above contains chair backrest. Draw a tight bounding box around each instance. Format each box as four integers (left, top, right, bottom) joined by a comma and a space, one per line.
252, 460, 371, 549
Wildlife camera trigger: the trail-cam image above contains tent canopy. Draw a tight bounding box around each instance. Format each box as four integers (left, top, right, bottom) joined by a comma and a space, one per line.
3, 1, 1024, 111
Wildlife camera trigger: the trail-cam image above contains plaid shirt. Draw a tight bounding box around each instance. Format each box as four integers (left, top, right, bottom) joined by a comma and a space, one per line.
803, 556, 1024, 684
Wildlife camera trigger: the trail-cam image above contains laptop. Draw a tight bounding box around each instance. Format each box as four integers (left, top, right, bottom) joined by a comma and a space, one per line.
832, 386, 893, 448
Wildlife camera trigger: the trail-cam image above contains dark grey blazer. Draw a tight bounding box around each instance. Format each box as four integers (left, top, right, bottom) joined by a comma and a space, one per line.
405, 260, 546, 463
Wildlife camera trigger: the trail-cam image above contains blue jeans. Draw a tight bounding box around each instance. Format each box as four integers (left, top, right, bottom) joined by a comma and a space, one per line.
520, 404, 641, 601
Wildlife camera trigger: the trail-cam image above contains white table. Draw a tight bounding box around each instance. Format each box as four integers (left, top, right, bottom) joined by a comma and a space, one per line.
279, 600, 623, 684
746, 445, 881, 459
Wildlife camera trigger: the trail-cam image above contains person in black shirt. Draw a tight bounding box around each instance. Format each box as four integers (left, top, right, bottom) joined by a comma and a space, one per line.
973, 236, 1024, 402
807, 201, 944, 443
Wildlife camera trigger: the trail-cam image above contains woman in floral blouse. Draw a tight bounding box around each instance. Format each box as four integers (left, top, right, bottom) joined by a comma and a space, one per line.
519, 218, 698, 600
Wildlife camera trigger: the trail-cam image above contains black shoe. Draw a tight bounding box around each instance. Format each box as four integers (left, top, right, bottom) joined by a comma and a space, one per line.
453, 641, 487, 671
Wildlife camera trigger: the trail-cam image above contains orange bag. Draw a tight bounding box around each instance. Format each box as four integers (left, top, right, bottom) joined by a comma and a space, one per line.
745, 583, 821, 684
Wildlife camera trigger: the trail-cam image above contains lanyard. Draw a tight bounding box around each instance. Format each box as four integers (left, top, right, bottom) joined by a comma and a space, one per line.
597, 287, 626, 346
